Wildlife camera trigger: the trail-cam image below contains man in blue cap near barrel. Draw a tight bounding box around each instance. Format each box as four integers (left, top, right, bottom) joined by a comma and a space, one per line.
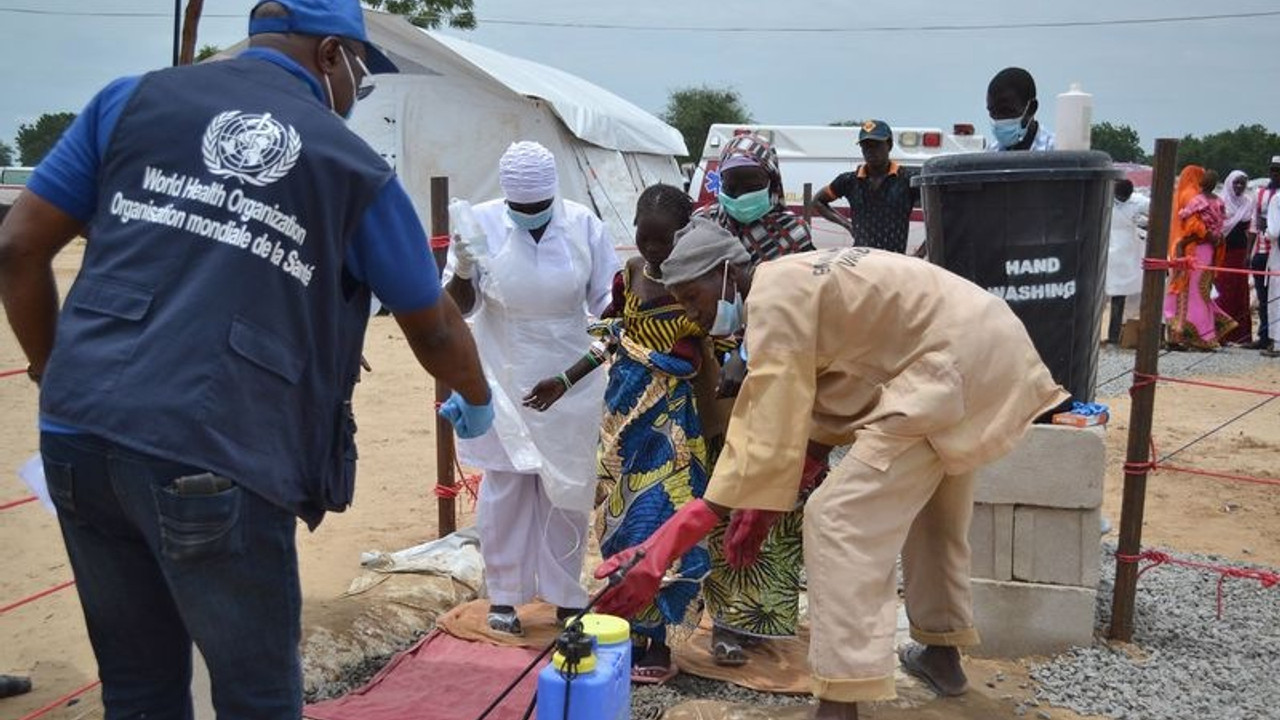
0, 1, 493, 717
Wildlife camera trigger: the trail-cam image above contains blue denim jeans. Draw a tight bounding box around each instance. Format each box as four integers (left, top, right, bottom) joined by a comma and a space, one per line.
40, 432, 302, 720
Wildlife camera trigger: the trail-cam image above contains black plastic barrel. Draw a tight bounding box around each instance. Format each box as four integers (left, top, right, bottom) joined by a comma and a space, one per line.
913, 151, 1121, 402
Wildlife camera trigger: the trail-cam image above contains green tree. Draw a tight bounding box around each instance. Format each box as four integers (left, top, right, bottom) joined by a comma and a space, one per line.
17, 112, 76, 166
1177, 124, 1280, 179
0, 141, 13, 166
661, 86, 753, 163
1092, 122, 1146, 163
364, 0, 476, 28
195, 44, 221, 62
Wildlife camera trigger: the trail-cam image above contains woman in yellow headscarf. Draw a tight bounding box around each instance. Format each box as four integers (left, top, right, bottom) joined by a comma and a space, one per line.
1163, 166, 1237, 350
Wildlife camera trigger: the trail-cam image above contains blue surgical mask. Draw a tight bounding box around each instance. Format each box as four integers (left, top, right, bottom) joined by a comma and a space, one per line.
709, 260, 745, 337
991, 104, 1031, 149
718, 187, 772, 224
508, 204, 554, 231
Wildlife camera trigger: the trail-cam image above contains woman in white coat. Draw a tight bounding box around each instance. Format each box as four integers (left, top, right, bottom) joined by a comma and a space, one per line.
444, 142, 620, 634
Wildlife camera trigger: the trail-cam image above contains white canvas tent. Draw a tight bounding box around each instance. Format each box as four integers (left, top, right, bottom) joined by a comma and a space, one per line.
349, 11, 686, 247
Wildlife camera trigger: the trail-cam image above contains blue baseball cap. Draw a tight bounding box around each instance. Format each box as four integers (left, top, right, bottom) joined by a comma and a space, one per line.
858, 119, 893, 144
249, 0, 368, 42
248, 0, 398, 73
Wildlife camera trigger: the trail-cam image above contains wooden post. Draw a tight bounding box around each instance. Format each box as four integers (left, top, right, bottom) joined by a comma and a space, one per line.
1109, 138, 1177, 642
802, 182, 814, 228
178, 0, 205, 66
429, 176, 457, 538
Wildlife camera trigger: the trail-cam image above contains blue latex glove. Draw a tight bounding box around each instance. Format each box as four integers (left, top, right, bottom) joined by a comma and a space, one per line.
439, 390, 494, 439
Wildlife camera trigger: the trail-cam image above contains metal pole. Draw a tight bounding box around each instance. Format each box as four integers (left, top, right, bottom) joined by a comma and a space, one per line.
1109, 138, 1178, 642
172, 0, 182, 66
429, 176, 457, 538
802, 182, 813, 227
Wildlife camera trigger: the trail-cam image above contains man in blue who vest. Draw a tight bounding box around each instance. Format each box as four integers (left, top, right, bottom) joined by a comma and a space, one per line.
0, 1, 494, 717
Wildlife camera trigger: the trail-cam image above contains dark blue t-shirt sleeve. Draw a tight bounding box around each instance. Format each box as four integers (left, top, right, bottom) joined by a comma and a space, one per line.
26, 76, 141, 223
827, 171, 856, 199
344, 176, 441, 312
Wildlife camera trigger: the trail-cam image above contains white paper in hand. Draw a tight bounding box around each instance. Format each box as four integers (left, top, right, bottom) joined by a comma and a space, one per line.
18, 453, 56, 515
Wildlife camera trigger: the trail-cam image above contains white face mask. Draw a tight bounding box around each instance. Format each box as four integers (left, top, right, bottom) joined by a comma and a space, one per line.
708, 260, 744, 337
323, 45, 374, 120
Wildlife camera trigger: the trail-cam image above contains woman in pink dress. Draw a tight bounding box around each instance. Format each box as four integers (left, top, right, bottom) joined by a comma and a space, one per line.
1164, 166, 1238, 350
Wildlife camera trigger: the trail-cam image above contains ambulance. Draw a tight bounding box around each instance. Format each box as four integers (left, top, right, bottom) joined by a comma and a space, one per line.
688, 123, 987, 251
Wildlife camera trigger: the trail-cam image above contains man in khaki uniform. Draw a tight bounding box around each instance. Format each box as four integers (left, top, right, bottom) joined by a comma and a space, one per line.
597, 218, 1067, 719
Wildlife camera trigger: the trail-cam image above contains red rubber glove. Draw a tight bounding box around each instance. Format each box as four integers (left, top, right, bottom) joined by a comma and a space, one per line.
723, 449, 831, 569
723, 509, 783, 569
594, 499, 720, 618
800, 451, 830, 495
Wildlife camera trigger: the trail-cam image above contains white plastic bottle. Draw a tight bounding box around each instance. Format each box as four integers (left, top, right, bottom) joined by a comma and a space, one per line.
1054, 82, 1094, 151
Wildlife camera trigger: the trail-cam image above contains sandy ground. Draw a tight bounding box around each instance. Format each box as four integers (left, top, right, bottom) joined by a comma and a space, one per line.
1, 240, 1276, 719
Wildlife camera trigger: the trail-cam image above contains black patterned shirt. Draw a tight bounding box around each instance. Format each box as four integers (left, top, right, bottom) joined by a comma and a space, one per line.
823, 162, 919, 254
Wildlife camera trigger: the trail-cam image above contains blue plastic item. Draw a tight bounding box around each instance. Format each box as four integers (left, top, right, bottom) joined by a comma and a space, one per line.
536, 634, 629, 720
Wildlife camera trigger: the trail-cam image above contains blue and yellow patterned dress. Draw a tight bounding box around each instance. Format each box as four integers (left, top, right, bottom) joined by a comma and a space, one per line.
597, 270, 712, 642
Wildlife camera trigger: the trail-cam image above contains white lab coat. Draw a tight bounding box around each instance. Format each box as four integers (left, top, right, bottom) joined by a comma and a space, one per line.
1266, 193, 1280, 342
1106, 194, 1150, 298
445, 198, 619, 513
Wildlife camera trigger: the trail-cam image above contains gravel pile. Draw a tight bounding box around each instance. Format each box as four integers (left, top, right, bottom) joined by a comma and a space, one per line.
632, 673, 812, 719
1032, 545, 1280, 720
1095, 344, 1274, 397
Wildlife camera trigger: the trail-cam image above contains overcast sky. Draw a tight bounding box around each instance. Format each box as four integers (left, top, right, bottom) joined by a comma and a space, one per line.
0, 1, 1275, 159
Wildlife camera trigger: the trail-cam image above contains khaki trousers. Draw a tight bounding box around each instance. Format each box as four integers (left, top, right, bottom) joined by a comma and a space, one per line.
804, 439, 980, 702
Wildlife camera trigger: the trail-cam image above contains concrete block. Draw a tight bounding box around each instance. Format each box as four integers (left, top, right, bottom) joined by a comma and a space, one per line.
974, 425, 1106, 509
970, 578, 1097, 658
1012, 506, 1102, 587
968, 503, 1014, 581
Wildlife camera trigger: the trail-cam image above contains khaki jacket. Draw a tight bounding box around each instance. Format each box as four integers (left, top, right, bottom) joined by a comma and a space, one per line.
706, 248, 1069, 512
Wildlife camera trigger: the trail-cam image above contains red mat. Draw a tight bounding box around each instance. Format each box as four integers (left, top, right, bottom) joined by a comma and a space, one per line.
305, 630, 547, 720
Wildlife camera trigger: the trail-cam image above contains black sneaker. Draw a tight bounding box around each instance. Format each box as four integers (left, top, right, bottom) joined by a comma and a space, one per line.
0, 675, 32, 699
487, 605, 523, 636
556, 606, 586, 627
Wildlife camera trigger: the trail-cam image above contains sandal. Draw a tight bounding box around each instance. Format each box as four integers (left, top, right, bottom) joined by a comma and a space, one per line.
710, 629, 747, 667
711, 640, 747, 667
631, 661, 679, 685
487, 605, 524, 636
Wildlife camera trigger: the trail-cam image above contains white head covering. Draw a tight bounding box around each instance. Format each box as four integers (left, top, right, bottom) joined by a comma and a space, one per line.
498, 141, 558, 203
1222, 170, 1252, 232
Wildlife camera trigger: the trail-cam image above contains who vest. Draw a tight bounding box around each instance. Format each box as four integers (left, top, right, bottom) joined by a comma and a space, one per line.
40, 56, 391, 527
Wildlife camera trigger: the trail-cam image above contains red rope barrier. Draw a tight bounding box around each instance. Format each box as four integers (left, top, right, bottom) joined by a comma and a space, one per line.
0, 367, 26, 379
0, 495, 38, 511
1156, 463, 1280, 488
1116, 550, 1280, 619
16, 680, 101, 720
1143, 256, 1280, 277
1134, 372, 1280, 398
0, 580, 75, 616
1125, 429, 1280, 487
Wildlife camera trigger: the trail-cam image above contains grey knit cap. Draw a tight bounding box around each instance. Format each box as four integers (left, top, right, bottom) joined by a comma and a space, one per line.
660, 217, 751, 286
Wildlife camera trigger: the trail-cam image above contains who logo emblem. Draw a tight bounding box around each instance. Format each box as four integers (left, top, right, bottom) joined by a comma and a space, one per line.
202, 111, 302, 187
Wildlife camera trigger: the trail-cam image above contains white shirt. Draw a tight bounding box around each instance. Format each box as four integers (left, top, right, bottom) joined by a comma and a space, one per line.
1106, 195, 1150, 297
1265, 192, 1280, 242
